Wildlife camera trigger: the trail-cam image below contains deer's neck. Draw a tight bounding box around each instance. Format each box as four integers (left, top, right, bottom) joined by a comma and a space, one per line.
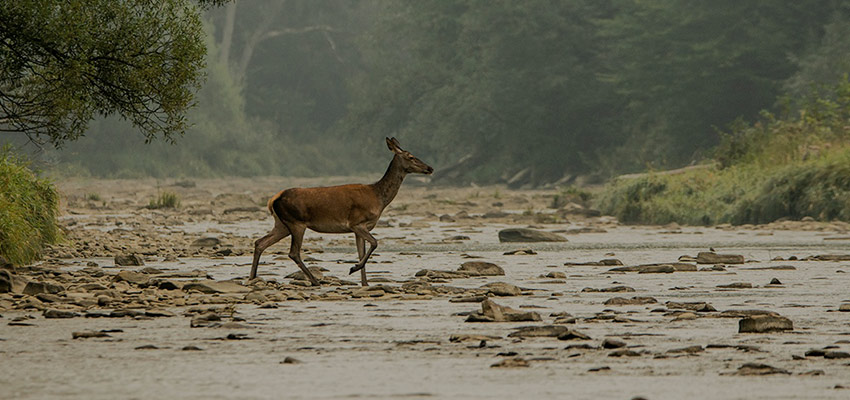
372, 155, 407, 209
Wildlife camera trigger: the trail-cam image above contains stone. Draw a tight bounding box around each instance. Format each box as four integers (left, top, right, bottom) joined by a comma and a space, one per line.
582, 286, 635, 293
565, 259, 623, 266
491, 358, 530, 368
474, 298, 541, 322
482, 282, 522, 296
507, 325, 571, 338
544, 271, 567, 279
824, 351, 850, 359
604, 296, 657, 306
114, 254, 144, 266
601, 338, 626, 349
717, 282, 752, 289
769, 278, 782, 285
73, 331, 110, 339
638, 265, 675, 274
608, 349, 640, 357
457, 261, 504, 276
113, 271, 150, 286
182, 280, 250, 294
806, 254, 850, 262
286, 267, 326, 281
557, 330, 592, 341
43, 309, 79, 319
731, 363, 790, 375
498, 228, 567, 243
667, 345, 704, 354
665, 301, 716, 312
281, 357, 302, 364
414, 269, 469, 279
23, 281, 65, 295
449, 334, 501, 343
838, 303, 850, 312
738, 315, 793, 333
0, 270, 11, 293
182, 346, 203, 351
696, 252, 744, 264
503, 249, 537, 255
191, 237, 221, 248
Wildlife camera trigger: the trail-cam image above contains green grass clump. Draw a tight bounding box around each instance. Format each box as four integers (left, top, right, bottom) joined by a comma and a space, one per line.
597, 78, 850, 225
147, 191, 181, 209
0, 148, 61, 265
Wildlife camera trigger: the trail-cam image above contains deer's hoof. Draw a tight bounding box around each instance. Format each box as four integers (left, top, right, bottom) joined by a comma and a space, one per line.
349, 265, 363, 275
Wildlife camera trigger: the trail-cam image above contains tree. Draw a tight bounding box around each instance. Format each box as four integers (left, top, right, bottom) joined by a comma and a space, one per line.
0, 0, 225, 146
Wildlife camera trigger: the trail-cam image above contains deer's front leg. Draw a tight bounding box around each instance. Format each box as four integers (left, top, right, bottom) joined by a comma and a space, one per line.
349, 226, 377, 286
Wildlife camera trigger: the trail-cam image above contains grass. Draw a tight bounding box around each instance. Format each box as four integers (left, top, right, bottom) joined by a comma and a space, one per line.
147, 191, 181, 209
0, 147, 61, 265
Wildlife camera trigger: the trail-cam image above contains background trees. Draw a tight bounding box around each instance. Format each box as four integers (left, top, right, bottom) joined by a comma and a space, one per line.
7, 0, 849, 185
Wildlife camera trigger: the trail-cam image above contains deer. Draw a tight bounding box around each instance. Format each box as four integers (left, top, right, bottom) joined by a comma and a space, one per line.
249, 137, 433, 286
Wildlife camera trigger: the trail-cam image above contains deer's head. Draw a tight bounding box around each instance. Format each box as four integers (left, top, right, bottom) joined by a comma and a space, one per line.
387, 137, 433, 175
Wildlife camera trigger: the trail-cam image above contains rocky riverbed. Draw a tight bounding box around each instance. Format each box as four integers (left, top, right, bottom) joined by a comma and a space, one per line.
2, 177, 850, 399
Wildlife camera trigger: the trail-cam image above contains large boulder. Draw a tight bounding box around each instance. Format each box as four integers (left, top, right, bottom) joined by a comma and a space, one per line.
498, 228, 567, 243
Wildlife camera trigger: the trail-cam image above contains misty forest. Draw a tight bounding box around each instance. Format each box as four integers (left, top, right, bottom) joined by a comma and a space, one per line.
3, 1, 850, 398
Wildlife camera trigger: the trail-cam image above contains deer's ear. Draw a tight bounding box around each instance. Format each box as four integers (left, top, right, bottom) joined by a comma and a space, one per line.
386, 137, 402, 153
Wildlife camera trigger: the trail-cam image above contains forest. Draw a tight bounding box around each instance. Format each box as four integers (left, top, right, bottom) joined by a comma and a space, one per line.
5, 0, 850, 186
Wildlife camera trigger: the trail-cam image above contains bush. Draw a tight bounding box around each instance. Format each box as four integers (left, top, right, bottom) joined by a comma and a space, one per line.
147, 191, 181, 209
0, 148, 61, 265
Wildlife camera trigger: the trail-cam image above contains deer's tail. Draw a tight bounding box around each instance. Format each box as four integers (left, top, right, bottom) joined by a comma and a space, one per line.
267, 190, 285, 219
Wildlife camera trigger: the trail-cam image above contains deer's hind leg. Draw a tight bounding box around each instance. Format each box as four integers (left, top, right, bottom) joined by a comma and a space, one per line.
355, 235, 368, 286
250, 220, 290, 280
287, 223, 321, 286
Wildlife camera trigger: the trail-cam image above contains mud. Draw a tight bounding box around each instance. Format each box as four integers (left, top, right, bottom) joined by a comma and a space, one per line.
2, 177, 850, 399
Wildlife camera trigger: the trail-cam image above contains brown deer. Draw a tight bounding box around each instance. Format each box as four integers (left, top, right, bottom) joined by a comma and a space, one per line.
249, 137, 433, 286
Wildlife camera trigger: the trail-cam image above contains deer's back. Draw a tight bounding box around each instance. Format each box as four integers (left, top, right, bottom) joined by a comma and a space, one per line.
270, 184, 382, 233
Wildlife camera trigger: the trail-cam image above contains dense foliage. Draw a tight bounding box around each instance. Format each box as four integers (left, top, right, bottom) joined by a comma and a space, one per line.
0, 148, 60, 265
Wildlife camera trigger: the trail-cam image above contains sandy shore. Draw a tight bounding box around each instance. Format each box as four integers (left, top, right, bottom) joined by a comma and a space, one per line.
2, 177, 850, 399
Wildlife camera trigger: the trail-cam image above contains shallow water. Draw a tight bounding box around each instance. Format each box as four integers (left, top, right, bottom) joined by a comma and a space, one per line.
3, 179, 850, 399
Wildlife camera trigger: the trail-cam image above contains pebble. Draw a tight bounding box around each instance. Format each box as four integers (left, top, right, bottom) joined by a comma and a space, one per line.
717, 282, 753, 289
730, 363, 790, 375
601, 338, 626, 349
604, 296, 657, 306
490, 357, 530, 368
114, 254, 145, 266
72, 331, 110, 339
43, 309, 79, 319
457, 261, 505, 276
481, 282, 522, 297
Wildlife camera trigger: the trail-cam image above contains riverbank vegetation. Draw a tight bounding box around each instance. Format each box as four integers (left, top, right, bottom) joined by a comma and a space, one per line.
597, 79, 850, 225
0, 149, 61, 265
